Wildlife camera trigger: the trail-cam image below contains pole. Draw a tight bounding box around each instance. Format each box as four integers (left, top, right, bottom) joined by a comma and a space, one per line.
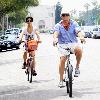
2, 15, 4, 34
6, 14, 8, 29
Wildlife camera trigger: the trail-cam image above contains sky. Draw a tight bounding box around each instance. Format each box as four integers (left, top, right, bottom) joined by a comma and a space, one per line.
40, 0, 100, 11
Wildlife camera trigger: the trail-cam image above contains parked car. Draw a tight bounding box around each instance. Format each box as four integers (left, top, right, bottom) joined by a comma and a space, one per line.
92, 27, 100, 39
3, 34, 20, 50
0, 37, 7, 51
84, 32, 92, 38
5, 29, 17, 35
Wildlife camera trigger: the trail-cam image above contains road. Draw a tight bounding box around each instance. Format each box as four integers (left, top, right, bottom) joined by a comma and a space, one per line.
0, 34, 100, 100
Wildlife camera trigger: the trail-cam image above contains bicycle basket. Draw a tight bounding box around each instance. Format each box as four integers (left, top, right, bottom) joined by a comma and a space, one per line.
27, 40, 38, 51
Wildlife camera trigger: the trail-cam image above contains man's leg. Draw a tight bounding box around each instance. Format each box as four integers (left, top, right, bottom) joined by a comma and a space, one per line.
74, 46, 82, 77
58, 56, 67, 87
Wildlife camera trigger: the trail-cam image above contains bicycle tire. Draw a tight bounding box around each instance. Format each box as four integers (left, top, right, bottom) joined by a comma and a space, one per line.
29, 67, 33, 83
27, 68, 29, 81
68, 66, 73, 97
66, 81, 69, 93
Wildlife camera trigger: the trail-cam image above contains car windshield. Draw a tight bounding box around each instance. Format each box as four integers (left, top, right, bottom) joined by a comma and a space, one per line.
5, 35, 16, 41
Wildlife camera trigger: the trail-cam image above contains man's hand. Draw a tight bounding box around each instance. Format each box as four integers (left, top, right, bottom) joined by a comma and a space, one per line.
53, 38, 58, 47
78, 31, 86, 43
80, 37, 86, 44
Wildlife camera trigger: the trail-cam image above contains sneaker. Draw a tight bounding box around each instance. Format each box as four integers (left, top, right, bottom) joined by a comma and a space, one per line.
32, 70, 37, 76
74, 68, 80, 77
22, 62, 26, 69
58, 81, 65, 88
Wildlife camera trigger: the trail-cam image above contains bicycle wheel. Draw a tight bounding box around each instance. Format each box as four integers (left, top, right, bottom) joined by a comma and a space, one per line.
66, 81, 69, 93
29, 67, 33, 83
27, 68, 30, 81
68, 65, 73, 97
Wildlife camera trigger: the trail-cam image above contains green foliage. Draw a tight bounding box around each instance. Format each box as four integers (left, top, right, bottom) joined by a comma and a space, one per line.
79, 0, 100, 25
0, 0, 39, 15
8, 9, 28, 27
0, 0, 39, 29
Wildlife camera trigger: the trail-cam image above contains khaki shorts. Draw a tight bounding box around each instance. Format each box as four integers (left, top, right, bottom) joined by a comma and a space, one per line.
58, 43, 82, 57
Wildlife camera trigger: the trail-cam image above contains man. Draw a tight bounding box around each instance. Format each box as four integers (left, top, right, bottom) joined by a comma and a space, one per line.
53, 9, 85, 87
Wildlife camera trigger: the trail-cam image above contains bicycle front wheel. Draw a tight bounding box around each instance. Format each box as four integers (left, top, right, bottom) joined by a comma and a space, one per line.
68, 65, 73, 97
29, 67, 33, 83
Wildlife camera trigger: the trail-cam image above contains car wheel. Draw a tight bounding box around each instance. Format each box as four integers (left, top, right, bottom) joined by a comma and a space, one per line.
16, 46, 20, 49
93, 35, 96, 39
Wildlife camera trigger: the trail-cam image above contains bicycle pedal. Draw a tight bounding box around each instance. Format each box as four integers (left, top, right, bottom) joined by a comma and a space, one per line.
25, 70, 28, 75
33, 73, 37, 76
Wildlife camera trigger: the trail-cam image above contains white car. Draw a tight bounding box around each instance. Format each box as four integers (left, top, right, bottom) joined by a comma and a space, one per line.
92, 27, 100, 38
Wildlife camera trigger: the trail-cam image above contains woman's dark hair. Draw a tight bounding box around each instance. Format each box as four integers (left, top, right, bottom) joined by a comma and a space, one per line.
25, 17, 33, 22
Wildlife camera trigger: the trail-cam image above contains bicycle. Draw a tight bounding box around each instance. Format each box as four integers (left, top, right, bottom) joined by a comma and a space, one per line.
63, 48, 73, 97
63, 42, 84, 97
24, 39, 41, 83
53, 42, 73, 97
53, 40, 85, 98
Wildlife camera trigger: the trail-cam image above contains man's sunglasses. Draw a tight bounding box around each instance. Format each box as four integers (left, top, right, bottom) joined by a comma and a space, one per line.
61, 13, 70, 17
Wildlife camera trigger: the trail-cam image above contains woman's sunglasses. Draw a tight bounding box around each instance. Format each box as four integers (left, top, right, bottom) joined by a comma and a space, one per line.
61, 13, 70, 17
26, 19, 33, 22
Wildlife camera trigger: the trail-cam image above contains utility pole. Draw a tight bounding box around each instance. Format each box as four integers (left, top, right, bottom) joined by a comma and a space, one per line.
2, 15, 5, 34
6, 14, 8, 29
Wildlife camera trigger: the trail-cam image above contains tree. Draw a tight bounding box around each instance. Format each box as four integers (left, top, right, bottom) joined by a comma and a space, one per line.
84, 3, 90, 25
0, 0, 39, 32
55, 2, 62, 24
0, 0, 39, 16
91, 0, 100, 25
8, 9, 28, 28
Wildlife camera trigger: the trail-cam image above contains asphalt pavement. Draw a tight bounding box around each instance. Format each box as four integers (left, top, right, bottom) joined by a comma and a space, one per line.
0, 34, 100, 100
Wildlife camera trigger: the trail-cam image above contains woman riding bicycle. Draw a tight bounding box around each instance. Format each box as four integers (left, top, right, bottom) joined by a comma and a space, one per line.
20, 16, 41, 76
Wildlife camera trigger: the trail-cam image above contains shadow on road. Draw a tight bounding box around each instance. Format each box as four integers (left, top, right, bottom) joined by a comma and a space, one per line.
0, 85, 67, 100
73, 87, 100, 98
0, 84, 100, 100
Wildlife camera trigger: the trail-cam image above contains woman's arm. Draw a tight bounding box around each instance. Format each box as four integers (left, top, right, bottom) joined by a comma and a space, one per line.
35, 30, 41, 41
19, 32, 24, 41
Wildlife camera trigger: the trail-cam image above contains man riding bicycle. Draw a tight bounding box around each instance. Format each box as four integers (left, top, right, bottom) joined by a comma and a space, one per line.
20, 16, 41, 76
53, 9, 85, 87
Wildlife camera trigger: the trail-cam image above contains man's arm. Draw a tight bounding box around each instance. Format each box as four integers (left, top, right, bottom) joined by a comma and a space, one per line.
53, 31, 59, 46
53, 31, 59, 40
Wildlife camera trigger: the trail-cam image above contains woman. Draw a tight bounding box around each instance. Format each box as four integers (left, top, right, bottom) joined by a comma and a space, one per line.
20, 16, 41, 76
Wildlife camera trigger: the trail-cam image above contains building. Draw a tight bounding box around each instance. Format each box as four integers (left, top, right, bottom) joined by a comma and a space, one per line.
28, 5, 55, 33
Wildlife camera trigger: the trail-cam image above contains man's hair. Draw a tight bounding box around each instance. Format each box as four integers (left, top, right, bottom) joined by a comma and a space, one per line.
25, 17, 33, 22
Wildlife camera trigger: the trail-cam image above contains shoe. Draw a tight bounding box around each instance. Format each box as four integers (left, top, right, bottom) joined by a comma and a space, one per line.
32, 70, 37, 76
74, 68, 80, 77
22, 62, 26, 69
58, 81, 65, 88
